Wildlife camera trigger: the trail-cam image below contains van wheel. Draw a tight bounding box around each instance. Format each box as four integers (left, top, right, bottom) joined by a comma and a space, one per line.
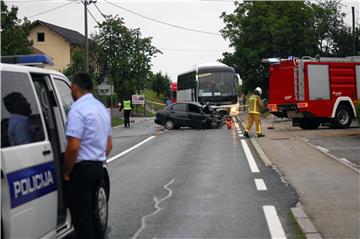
94, 180, 109, 236
300, 118, 320, 130
165, 120, 175, 130
331, 105, 352, 129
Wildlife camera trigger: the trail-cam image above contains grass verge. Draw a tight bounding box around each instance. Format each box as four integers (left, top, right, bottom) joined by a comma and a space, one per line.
289, 211, 306, 239
112, 117, 124, 127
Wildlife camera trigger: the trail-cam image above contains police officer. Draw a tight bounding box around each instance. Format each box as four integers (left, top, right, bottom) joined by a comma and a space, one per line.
64, 72, 112, 239
120, 96, 132, 127
244, 87, 265, 138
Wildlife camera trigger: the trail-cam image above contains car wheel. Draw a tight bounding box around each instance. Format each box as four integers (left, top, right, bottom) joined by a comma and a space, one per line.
209, 121, 219, 129
94, 180, 109, 236
331, 105, 352, 129
165, 119, 175, 130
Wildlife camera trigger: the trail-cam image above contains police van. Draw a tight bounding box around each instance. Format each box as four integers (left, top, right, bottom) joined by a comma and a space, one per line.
1, 55, 110, 238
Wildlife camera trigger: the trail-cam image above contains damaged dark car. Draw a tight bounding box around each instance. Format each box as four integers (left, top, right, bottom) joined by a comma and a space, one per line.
155, 102, 223, 130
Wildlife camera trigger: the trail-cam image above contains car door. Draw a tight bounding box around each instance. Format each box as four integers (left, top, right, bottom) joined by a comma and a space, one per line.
1, 70, 58, 239
187, 104, 206, 129
170, 103, 189, 126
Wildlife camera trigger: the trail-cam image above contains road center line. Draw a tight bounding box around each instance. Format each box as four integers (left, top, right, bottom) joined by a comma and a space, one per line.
107, 136, 156, 163
132, 179, 175, 239
241, 139, 260, 173
254, 179, 267, 191
263, 205, 287, 239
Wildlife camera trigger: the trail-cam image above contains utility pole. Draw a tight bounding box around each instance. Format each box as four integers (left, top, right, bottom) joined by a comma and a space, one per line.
352, 7, 356, 55
84, 0, 89, 72
83, 0, 96, 72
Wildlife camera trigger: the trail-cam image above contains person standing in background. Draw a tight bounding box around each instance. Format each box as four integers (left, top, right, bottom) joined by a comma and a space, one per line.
120, 96, 133, 127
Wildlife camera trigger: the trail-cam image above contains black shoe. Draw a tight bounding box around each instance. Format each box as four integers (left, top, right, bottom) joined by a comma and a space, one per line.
257, 133, 265, 138
244, 132, 250, 138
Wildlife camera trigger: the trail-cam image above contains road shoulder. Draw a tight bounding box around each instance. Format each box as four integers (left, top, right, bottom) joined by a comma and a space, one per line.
237, 113, 360, 239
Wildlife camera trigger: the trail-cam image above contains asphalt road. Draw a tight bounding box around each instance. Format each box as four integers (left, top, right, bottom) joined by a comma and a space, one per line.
104, 119, 298, 239
307, 135, 360, 168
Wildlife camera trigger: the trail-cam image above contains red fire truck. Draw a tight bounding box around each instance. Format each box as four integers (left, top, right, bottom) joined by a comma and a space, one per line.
267, 56, 360, 129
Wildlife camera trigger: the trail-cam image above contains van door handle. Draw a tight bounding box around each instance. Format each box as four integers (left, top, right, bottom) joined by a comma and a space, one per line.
43, 150, 51, 156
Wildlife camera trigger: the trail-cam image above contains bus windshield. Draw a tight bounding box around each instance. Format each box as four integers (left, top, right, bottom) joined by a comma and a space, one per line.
198, 72, 236, 97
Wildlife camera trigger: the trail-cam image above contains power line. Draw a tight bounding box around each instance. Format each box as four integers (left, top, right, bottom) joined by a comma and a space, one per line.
104, 0, 221, 36
27, 1, 75, 18
94, 2, 107, 19
87, 8, 100, 25
159, 47, 227, 53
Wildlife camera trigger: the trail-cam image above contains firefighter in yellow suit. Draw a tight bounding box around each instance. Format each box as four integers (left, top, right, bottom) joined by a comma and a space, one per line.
244, 87, 265, 138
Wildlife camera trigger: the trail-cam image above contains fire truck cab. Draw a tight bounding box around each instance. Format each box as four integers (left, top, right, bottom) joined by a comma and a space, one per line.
267, 56, 360, 129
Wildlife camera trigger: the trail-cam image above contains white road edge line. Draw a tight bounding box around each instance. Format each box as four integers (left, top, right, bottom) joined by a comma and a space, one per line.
132, 179, 175, 239
316, 146, 329, 153
340, 158, 358, 167
241, 139, 260, 173
107, 136, 156, 163
263, 205, 287, 239
255, 179, 267, 191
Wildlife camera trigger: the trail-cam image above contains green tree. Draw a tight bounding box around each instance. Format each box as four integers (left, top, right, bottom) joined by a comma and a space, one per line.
1, 0, 32, 55
220, 1, 317, 95
63, 47, 97, 80
93, 15, 160, 99
220, 0, 358, 95
151, 72, 171, 98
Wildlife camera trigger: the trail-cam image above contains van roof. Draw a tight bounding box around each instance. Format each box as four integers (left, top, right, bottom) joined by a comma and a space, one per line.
0, 63, 68, 79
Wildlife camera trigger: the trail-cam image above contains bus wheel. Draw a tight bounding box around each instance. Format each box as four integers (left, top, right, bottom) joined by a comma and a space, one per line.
94, 180, 109, 236
332, 105, 352, 129
165, 120, 175, 130
300, 118, 320, 130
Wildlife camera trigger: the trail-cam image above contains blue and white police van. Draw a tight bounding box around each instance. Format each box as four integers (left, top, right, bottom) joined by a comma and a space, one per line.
1, 55, 110, 238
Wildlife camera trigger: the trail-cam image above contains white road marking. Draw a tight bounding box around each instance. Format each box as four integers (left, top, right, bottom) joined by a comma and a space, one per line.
254, 179, 267, 191
113, 125, 123, 128
340, 158, 358, 167
241, 139, 260, 173
107, 136, 156, 163
238, 134, 244, 137
263, 205, 287, 239
316, 146, 329, 153
132, 179, 175, 239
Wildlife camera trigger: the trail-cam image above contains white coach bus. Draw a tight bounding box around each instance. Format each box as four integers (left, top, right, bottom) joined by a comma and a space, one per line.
176, 63, 241, 116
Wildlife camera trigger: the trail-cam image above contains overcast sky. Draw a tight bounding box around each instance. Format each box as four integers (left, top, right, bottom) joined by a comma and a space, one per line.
4, 0, 360, 81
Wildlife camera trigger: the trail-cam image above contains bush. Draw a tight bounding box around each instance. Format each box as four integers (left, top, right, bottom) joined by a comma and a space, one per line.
356, 100, 360, 127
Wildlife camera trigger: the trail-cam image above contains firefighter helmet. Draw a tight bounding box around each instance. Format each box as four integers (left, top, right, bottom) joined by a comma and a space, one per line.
255, 87, 262, 96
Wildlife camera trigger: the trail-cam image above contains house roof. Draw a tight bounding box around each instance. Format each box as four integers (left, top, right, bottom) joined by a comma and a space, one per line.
33, 20, 92, 47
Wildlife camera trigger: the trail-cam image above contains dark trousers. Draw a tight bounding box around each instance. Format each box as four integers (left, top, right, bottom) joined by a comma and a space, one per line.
124, 110, 131, 127
68, 162, 104, 239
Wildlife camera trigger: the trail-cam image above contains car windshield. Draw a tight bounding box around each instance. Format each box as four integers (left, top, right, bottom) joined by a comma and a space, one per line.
198, 72, 235, 97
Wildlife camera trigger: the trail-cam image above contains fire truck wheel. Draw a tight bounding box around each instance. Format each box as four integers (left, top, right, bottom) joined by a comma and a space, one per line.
300, 118, 320, 130
165, 119, 175, 130
332, 105, 352, 129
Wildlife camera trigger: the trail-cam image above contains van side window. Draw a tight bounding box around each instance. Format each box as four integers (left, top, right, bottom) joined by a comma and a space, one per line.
1, 71, 45, 148
54, 78, 73, 114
